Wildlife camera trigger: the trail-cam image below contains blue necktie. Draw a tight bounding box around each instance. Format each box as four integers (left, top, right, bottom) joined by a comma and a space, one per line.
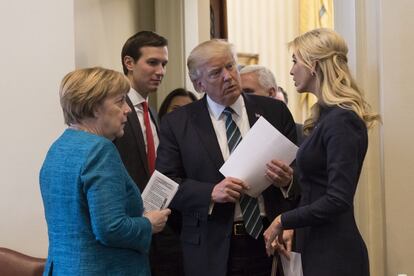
223, 107, 263, 239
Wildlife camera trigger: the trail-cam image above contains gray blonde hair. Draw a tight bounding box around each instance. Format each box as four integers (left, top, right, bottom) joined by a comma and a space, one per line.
239, 65, 277, 91
187, 39, 238, 91
59, 67, 130, 125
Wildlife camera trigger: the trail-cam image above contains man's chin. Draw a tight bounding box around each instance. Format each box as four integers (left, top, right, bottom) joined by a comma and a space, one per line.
226, 89, 241, 99
222, 93, 240, 106
147, 86, 159, 93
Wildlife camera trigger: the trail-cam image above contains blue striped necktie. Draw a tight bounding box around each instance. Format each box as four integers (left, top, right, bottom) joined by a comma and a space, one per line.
223, 107, 263, 239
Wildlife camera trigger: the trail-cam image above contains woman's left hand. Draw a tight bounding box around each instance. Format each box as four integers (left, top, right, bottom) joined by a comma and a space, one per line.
263, 215, 284, 256
271, 229, 294, 260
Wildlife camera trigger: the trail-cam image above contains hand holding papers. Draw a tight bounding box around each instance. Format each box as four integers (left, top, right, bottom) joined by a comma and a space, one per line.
141, 170, 179, 211
219, 116, 298, 197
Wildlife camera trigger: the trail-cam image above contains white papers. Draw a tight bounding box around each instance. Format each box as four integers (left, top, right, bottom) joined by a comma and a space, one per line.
219, 116, 298, 197
141, 170, 179, 211
281, 252, 303, 276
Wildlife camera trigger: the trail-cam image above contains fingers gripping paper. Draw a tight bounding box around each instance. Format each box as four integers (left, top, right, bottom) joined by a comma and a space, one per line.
219, 116, 298, 197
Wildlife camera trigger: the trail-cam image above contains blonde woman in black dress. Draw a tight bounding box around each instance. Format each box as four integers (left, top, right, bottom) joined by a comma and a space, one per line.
264, 28, 380, 276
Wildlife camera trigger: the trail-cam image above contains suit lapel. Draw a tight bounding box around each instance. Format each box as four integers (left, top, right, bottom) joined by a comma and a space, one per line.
243, 93, 262, 127
190, 95, 264, 171
149, 106, 159, 134
191, 97, 225, 171
126, 96, 149, 175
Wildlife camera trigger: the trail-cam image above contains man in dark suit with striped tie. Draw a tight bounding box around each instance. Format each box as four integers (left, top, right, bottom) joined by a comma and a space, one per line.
156, 39, 298, 276
114, 31, 184, 276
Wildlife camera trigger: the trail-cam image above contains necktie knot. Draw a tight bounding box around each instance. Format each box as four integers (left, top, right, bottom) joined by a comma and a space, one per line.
222, 107, 234, 118
142, 101, 149, 112
223, 106, 233, 114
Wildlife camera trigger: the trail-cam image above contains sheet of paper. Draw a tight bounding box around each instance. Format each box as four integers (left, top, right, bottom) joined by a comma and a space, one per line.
141, 170, 179, 211
219, 116, 298, 197
281, 252, 303, 276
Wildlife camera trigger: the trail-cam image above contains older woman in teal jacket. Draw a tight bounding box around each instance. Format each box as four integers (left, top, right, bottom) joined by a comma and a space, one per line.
40, 67, 171, 275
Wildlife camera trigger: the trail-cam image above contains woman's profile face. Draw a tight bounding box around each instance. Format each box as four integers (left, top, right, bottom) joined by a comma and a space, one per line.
290, 51, 316, 94
94, 93, 131, 140
166, 95, 194, 113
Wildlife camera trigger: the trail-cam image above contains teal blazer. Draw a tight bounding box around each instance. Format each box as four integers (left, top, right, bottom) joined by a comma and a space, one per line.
40, 129, 152, 275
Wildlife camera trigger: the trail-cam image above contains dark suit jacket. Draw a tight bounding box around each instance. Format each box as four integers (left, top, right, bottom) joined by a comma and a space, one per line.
282, 106, 369, 276
156, 94, 297, 276
113, 96, 158, 191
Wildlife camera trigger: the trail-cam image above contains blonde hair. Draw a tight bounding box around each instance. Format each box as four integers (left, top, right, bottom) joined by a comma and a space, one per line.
59, 67, 130, 125
289, 28, 380, 135
187, 39, 237, 91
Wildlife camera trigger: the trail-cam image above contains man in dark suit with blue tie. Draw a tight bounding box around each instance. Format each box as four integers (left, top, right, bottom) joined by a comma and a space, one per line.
156, 39, 298, 276
114, 31, 184, 276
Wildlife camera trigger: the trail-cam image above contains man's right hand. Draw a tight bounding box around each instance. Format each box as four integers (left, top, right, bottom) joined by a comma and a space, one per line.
211, 177, 249, 203
144, 208, 171, 234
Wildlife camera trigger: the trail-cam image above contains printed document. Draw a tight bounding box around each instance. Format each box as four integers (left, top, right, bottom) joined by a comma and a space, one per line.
219, 116, 298, 197
141, 170, 179, 211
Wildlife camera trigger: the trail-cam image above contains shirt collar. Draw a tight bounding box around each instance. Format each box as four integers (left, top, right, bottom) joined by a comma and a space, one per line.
206, 95, 244, 120
128, 87, 147, 107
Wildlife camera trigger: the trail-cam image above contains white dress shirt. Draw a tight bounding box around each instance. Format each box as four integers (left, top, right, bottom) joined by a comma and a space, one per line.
128, 88, 160, 152
206, 95, 266, 221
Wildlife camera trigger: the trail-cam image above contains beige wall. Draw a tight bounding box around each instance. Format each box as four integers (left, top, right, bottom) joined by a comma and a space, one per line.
354, 0, 414, 274
74, 0, 156, 105
354, 0, 386, 274
0, 0, 75, 256
155, 0, 210, 101
74, 0, 152, 72
154, 0, 186, 105
335, 1, 386, 275
379, 0, 414, 275
74, 0, 158, 70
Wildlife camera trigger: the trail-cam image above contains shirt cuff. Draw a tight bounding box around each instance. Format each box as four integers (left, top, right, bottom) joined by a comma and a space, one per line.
279, 175, 293, 198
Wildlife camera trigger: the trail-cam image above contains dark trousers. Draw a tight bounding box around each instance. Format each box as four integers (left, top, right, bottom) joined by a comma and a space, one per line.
150, 224, 184, 276
227, 219, 284, 276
